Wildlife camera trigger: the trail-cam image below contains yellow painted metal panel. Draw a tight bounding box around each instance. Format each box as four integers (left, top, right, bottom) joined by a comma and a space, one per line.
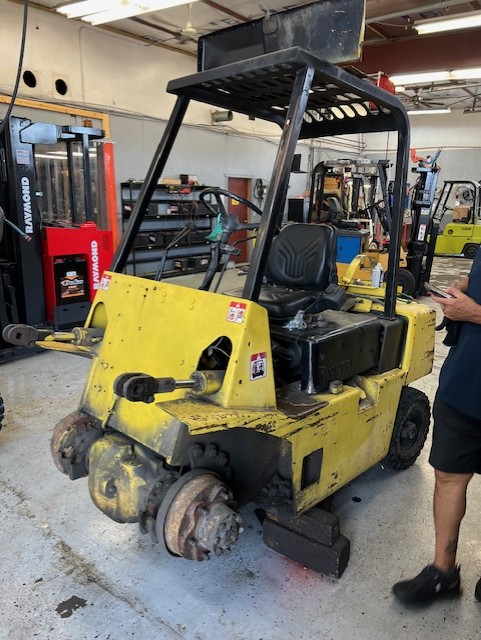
79, 273, 275, 449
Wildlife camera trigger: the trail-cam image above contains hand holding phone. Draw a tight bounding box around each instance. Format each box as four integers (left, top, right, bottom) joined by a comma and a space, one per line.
424, 282, 453, 299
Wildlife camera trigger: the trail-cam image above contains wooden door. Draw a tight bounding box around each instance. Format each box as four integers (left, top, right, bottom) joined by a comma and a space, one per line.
227, 177, 251, 263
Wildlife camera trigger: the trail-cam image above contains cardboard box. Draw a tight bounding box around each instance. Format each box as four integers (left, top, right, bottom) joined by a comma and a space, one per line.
453, 205, 470, 221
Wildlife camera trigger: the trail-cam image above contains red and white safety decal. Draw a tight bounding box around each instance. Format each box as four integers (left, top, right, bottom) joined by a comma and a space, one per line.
98, 273, 112, 291
226, 301, 247, 323
250, 352, 267, 380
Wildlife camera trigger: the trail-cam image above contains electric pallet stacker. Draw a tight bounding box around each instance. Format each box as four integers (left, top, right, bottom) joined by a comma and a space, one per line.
4, 0, 436, 577
0, 116, 114, 363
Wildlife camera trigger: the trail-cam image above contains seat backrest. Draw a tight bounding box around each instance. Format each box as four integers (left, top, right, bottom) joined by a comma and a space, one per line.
266, 223, 338, 290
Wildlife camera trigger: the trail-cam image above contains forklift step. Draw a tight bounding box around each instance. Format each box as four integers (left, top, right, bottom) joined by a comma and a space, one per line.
263, 515, 350, 578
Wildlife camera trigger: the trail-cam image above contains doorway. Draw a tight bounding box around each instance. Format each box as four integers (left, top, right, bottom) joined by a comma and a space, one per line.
227, 177, 252, 264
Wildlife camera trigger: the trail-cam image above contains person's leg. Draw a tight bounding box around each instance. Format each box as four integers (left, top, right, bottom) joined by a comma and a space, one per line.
433, 469, 473, 572
391, 468, 471, 603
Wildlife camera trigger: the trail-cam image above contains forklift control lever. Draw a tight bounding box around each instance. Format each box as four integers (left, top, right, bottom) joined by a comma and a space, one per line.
114, 370, 225, 403
220, 244, 241, 256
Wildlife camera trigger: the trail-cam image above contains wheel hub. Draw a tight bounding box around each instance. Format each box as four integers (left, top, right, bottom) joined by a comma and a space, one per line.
50, 410, 102, 479
156, 469, 242, 561
400, 418, 419, 448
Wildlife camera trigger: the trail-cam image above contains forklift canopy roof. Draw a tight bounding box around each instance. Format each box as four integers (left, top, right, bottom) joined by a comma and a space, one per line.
167, 48, 408, 139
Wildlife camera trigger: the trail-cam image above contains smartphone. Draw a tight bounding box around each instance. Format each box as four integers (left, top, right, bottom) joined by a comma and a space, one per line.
424, 282, 453, 299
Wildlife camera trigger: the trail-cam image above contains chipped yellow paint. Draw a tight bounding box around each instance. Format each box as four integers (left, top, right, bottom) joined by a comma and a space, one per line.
41, 269, 435, 518
77, 272, 275, 449
162, 369, 406, 514
396, 299, 436, 383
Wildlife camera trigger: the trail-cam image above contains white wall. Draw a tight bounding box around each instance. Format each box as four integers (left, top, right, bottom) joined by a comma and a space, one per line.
0, 0, 282, 137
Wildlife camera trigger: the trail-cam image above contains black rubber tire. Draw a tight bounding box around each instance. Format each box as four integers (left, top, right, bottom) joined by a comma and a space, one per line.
385, 268, 416, 296
383, 387, 430, 470
462, 243, 478, 259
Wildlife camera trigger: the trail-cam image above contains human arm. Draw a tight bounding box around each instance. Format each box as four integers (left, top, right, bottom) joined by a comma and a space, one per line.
431, 280, 481, 323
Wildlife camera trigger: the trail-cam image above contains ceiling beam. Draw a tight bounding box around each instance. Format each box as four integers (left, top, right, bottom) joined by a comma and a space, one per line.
357, 30, 481, 75
201, 0, 249, 23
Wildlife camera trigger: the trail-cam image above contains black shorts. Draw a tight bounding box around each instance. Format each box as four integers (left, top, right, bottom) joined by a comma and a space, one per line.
430, 396, 481, 474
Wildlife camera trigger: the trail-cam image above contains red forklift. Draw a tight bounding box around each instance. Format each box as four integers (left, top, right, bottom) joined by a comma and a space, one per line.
0, 116, 116, 361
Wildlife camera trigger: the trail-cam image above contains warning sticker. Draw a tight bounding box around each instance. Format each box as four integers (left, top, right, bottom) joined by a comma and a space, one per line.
250, 352, 267, 380
227, 301, 247, 324
98, 274, 112, 291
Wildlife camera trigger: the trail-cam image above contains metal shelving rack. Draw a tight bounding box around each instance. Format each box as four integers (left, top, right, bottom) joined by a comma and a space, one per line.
120, 181, 217, 277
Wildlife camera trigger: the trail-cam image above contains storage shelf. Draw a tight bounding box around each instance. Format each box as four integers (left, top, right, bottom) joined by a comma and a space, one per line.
121, 181, 218, 278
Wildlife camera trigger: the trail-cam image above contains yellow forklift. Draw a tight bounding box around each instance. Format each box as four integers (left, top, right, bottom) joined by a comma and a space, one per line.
3, 1, 436, 576
433, 180, 481, 258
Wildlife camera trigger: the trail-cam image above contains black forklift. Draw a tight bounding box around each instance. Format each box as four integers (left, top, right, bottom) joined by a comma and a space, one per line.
4, 0, 436, 576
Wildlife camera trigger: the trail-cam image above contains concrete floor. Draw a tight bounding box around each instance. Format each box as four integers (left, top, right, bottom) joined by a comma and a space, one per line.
1, 255, 480, 640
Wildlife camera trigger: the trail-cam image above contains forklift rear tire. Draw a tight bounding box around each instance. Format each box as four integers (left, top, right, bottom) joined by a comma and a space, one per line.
385, 268, 416, 297
383, 387, 430, 471
462, 244, 478, 259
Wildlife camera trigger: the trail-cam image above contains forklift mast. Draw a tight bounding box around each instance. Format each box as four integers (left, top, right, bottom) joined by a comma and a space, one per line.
407, 158, 442, 296
0, 118, 46, 333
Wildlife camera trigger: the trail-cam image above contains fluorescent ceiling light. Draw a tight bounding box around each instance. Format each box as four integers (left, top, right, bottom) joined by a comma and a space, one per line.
391, 71, 451, 85
415, 11, 481, 35
57, 0, 195, 24
391, 67, 481, 87
407, 108, 451, 115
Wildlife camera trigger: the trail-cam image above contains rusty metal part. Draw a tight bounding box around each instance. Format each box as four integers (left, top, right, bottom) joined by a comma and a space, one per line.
71, 327, 104, 346
156, 469, 242, 561
186, 442, 232, 481
259, 473, 293, 505
88, 433, 171, 524
138, 469, 180, 542
50, 410, 102, 480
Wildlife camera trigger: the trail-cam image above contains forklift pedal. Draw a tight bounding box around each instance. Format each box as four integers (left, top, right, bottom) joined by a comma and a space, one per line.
263, 514, 350, 578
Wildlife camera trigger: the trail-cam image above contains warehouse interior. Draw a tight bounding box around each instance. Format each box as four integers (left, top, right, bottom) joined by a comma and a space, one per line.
1, 0, 481, 638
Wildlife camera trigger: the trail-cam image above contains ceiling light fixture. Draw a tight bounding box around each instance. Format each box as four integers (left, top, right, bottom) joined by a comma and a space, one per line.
414, 11, 481, 35
57, 0, 196, 25
407, 108, 451, 115
391, 67, 481, 87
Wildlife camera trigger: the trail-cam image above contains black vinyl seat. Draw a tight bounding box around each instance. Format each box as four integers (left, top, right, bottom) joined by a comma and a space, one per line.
227, 223, 347, 321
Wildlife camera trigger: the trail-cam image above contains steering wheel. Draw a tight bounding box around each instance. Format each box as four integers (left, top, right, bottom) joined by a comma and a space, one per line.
199, 188, 262, 291
200, 187, 263, 220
